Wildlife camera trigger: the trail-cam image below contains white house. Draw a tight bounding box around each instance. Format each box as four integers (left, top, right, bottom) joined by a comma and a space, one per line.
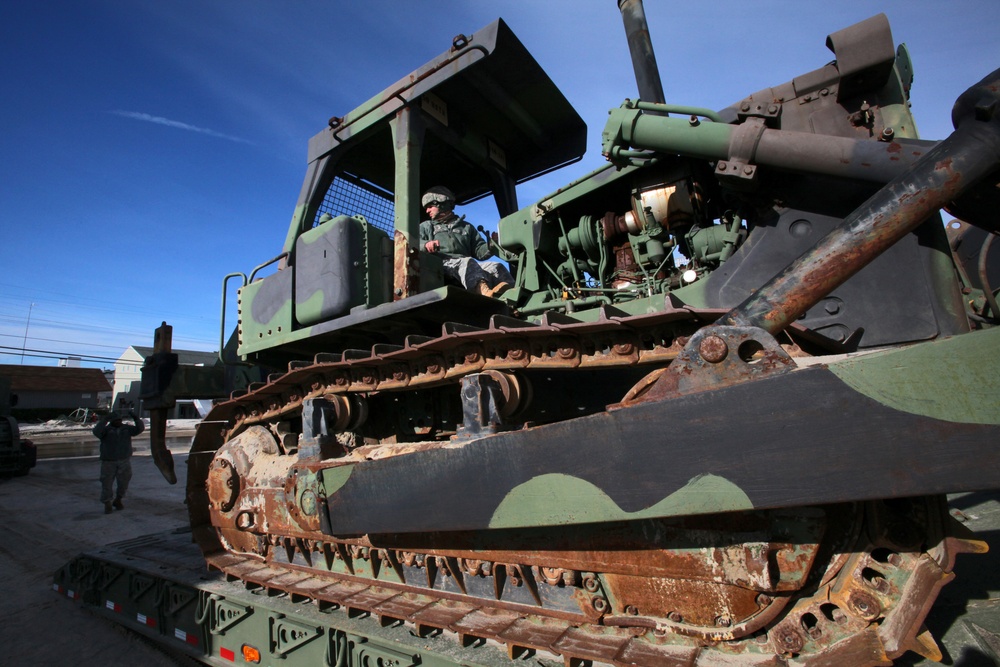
112, 346, 218, 418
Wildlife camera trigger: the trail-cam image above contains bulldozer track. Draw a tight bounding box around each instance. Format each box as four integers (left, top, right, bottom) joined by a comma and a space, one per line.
185, 308, 983, 665
198, 498, 978, 666
221, 305, 715, 429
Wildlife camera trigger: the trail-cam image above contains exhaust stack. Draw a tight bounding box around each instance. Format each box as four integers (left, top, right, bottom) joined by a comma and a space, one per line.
618, 0, 665, 104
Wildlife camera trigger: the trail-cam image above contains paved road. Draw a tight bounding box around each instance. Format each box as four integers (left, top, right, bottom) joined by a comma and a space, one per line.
0, 447, 199, 667
1, 446, 997, 666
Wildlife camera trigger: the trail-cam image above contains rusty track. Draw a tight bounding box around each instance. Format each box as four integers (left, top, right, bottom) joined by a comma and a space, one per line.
186, 308, 983, 665
198, 497, 981, 666
222, 306, 717, 430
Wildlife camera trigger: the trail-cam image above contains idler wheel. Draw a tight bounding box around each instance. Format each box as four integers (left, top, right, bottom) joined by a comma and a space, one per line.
207, 457, 240, 513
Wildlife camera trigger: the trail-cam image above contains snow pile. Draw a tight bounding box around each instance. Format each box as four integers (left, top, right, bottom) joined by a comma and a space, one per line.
19, 418, 201, 435
19, 420, 91, 435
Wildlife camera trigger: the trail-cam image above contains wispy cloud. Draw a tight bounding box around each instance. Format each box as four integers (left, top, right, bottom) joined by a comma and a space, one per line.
111, 110, 254, 145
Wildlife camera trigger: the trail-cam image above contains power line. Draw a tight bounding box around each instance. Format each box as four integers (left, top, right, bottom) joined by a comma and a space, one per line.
0, 332, 125, 351
0, 351, 114, 365
0, 302, 219, 339
0, 345, 119, 363
0, 315, 217, 348
1, 314, 168, 337
0, 281, 218, 320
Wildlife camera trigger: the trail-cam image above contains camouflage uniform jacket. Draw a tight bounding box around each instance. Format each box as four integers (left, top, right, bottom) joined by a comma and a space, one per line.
419, 213, 492, 261
93, 414, 144, 461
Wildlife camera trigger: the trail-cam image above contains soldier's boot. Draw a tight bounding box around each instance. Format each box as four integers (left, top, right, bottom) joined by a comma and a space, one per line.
475, 281, 510, 298
487, 282, 510, 297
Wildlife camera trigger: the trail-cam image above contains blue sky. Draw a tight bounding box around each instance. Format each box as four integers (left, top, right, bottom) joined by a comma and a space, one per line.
2, 1, 997, 369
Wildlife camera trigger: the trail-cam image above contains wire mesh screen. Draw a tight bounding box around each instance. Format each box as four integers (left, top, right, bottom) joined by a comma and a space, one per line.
313, 173, 395, 234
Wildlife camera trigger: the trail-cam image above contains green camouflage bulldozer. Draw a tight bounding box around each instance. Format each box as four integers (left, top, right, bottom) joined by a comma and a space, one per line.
139, 2, 1000, 663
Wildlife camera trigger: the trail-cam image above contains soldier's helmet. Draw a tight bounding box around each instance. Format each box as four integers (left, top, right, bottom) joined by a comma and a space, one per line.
421, 186, 456, 209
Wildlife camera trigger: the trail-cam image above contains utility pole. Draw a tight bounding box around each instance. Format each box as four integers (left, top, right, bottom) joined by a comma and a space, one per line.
20, 303, 34, 365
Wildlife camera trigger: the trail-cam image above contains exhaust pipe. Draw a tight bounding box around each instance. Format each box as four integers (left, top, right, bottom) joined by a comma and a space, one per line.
618, 0, 665, 104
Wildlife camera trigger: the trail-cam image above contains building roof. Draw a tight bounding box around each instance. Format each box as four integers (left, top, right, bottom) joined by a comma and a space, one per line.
129, 346, 218, 366
0, 365, 113, 393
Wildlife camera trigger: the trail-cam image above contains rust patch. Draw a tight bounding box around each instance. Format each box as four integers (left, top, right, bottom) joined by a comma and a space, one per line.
393, 231, 420, 300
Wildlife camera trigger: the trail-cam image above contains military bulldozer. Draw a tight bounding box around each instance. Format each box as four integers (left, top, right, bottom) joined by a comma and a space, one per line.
135, 2, 1000, 664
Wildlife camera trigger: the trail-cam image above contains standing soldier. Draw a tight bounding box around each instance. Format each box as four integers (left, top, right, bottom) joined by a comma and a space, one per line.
92, 410, 144, 514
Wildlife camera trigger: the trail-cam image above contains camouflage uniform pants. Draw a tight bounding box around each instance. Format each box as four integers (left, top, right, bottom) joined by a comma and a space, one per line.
100, 459, 132, 503
443, 258, 513, 290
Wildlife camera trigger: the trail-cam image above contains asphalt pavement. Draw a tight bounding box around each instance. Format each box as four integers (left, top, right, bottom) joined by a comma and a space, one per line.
0, 445, 198, 667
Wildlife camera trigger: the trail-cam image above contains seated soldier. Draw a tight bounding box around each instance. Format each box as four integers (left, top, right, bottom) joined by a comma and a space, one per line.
420, 186, 513, 298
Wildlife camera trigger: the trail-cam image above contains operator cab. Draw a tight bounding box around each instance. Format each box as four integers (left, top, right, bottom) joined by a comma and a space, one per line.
237, 19, 586, 366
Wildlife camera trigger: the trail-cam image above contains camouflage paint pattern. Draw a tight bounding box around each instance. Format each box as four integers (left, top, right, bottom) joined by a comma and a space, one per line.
828, 325, 1000, 425
487, 472, 753, 529
320, 341, 1000, 536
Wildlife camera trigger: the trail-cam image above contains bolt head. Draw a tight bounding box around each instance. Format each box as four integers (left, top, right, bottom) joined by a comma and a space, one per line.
613, 342, 635, 355
699, 335, 729, 363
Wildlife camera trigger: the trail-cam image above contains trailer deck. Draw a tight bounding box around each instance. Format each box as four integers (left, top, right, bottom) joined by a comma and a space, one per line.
54, 528, 554, 667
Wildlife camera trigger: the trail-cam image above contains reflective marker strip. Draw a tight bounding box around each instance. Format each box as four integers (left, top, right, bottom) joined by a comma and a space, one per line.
105, 600, 121, 613
137, 613, 156, 627
220, 647, 235, 661
52, 584, 79, 600
174, 629, 199, 646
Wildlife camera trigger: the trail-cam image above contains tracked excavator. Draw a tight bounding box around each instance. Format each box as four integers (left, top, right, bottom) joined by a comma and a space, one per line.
61, 2, 1000, 665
